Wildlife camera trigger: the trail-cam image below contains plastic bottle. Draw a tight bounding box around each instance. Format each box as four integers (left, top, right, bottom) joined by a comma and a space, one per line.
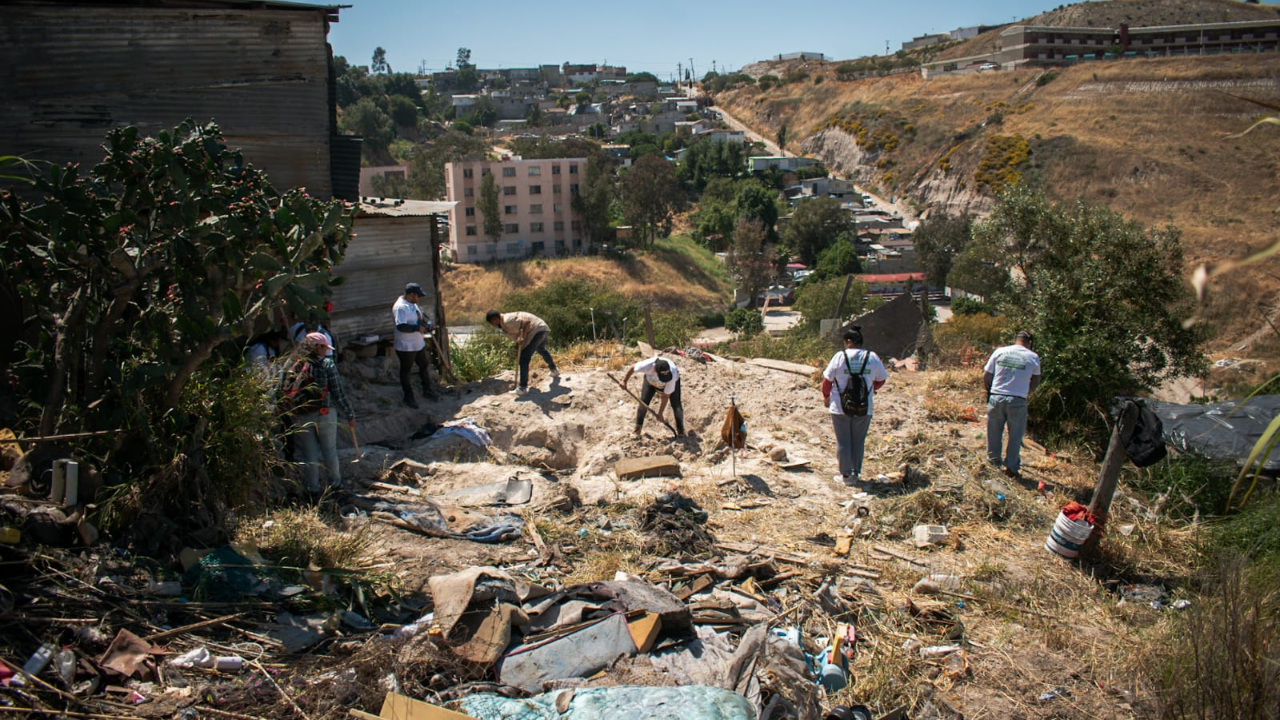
15, 643, 56, 685
56, 648, 76, 683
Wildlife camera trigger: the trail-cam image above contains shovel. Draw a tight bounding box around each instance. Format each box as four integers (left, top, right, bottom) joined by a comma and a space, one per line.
346, 423, 364, 463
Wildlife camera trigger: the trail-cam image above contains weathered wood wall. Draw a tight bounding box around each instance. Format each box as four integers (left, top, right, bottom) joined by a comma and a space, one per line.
329, 216, 437, 342
0, 3, 334, 196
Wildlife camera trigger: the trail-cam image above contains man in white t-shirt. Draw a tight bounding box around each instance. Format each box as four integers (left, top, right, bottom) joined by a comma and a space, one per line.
983, 330, 1041, 476
393, 282, 438, 408
821, 326, 889, 486
623, 356, 685, 437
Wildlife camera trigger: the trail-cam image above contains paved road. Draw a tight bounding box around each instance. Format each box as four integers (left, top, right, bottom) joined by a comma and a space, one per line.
715, 105, 790, 157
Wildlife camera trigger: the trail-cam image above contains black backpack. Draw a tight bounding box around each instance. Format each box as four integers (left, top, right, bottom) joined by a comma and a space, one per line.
840, 350, 871, 417
1125, 402, 1167, 468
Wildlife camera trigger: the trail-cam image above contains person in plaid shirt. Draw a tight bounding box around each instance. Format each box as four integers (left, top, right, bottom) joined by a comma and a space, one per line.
287, 332, 356, 493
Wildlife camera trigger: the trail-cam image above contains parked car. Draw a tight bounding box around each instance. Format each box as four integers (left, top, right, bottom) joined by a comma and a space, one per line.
977, 62, 998, 71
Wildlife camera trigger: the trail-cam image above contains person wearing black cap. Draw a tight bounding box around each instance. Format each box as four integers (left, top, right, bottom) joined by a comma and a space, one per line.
821, 326, 888, 485
393, 282, 438, 408
983, 329, 1041, 477
623, 356, 685, 437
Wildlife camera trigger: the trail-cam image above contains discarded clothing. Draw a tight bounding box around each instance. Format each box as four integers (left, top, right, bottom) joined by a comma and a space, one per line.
182, 546, 265, 600
357, 495, 523, 543
457, 685, 755, 720
429, 567, 547, 664
498, 613, 637, 692
429, 417, 492, 447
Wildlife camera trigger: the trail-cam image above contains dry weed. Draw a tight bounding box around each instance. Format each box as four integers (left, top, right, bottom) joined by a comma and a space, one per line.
235, 505, 371, 570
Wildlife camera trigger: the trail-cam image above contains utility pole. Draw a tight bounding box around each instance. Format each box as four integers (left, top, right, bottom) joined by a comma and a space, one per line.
688, 57, 696, 83
677, 62, 682, 87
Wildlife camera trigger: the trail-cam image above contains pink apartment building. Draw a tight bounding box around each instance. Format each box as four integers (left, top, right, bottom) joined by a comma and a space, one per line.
444, 157, 588, 262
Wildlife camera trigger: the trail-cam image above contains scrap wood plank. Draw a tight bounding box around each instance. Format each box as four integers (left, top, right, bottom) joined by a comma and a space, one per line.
872, 544, 930, 567
845, 568, 881, 580
614, 455, 681, 481
746, 358, 819, 376
144, 613, 246, 643
717, 541, 816, 566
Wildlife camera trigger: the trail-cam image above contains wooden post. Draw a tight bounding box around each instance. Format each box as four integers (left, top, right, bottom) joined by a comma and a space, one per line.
831, 274, 855, 343
1081, 401, 1138, 557
644, 304, 656, 348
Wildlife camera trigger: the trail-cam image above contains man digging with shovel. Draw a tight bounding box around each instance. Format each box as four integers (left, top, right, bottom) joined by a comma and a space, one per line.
622, 357, 685, 438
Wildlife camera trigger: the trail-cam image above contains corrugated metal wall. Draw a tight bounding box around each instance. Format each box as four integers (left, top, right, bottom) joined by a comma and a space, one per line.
0, 5, 333, 196
328, 216, 437, 342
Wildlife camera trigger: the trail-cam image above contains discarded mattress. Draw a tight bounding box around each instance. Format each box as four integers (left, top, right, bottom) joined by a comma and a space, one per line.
457, 685, 756, 720
1145, 395, 1280, 472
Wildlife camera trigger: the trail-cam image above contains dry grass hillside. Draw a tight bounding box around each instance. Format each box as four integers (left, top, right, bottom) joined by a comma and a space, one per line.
716, 53, 1280, 357
441, 236, 732, 324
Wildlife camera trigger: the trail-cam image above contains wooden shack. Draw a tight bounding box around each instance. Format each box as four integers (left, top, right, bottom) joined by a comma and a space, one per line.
0, 0, 358, 200
329, 200, 454, 350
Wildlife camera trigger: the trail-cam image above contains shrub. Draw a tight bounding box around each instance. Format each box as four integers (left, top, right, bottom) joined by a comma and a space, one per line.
1153, 552, 1280, 719
794, 276, 866, 331
505, 279, 644, 347
725, 307, 764, 336
713, 331, 831, 369
950, 296, 995, 316
449, 327, 514, 382
1123, 454, 1238, 522
698, 311, 726, 329
929, 313, 1012, 367
1036, 72, 1058, 87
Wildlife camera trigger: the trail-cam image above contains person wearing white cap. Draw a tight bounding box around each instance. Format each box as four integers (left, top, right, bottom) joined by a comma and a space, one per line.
279, 332, 356, 494
394, 282, 438, 408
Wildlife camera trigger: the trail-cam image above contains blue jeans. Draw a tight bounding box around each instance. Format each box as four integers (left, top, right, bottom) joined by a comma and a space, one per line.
831, 413, 873, 478
295, 411, 341, 491
518, 330, 557, 389
987, 395, 1028, 472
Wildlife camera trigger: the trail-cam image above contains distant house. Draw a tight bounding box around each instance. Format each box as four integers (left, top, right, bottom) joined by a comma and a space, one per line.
563, 63, 598, 84
360, 164, 410, 196
701, 130, 745, 145
903, 33, 950, 51
776, 52, 826, 61
748, 156, 819, 173
800, 177, 854, 199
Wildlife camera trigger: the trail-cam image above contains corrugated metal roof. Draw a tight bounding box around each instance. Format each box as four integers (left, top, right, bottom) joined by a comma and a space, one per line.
358, 199, 455, 217
0, 0, 346, 13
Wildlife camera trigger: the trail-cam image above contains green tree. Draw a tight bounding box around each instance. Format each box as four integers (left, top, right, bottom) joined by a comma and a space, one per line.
464, 96, 498, 127
914, 214, 972, 288
727, 218, 775, 307
811, 235, 862, 281
456, 47, 472, 68
794, 276, 867, 331
0, 120, 352, 524
575, 91, 592, 108
455, 65, 480, 93
371, 46, 391, 74
776, 122, 788, 151
396, 129, 491, 200
619, 155, 683, 247
339, 97, 395, 152
733, 182, 779, 239
626, 71, 660, 84
526, 104, 544, 127
974, 187, 1206, 427
679, 139, 745, 192
477, 171, 502, 244
946, 240, 1009, 299
573, 156, 615, 245
586, 122, 608, 139
388, 95, 420, 127
783, 197, 853, 266
692, 197, 737, 251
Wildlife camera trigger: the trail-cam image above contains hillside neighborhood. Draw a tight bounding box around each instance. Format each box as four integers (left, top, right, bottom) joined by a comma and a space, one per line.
1, 0, 1279, 719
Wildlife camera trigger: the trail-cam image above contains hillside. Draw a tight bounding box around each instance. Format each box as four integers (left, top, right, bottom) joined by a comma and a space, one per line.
441, 235, 733, 324
715, 52, 1280, 356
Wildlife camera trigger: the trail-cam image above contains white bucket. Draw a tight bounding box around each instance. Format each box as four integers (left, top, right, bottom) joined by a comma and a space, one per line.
1045, 511, 1092, 559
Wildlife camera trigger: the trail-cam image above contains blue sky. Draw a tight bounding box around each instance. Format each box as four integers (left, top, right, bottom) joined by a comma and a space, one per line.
331, 0, 1280, 78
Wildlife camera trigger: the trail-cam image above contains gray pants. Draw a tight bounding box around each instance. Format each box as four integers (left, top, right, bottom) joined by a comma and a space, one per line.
295, 411, 341, 492
987, 395, 1028, 472
831, 413, 873, 478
